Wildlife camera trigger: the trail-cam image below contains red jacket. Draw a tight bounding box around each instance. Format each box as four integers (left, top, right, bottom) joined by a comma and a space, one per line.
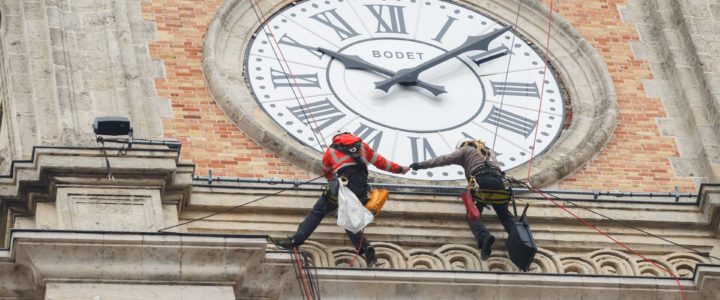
321, 133, 403, 180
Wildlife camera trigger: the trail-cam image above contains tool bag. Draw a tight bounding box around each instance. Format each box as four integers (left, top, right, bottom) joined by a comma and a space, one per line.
365, 188, 389, 215
505, 189, 537, 272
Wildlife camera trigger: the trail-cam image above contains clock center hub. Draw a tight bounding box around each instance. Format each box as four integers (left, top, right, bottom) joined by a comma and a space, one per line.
327, 38, 485, 133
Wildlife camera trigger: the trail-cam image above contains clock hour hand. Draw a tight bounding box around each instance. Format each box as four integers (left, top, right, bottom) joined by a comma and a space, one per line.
317, 47, 447, 96
374, 26, 511, 92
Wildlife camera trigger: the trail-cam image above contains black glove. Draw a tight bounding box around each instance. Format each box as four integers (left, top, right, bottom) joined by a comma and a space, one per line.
409, 163, 423, 170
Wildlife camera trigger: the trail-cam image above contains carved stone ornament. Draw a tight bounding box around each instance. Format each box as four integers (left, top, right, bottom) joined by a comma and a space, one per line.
293, 241, 708, 277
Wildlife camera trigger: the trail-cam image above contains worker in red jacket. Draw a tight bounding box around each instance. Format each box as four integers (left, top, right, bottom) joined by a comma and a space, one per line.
276, 131, 408, 267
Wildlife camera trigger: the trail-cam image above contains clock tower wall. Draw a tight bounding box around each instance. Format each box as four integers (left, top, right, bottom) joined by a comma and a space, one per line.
138, 0, 710, 191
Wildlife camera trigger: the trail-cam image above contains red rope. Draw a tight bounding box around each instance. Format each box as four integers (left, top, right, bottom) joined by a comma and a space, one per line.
249, 0, 329, 149
349, 230, 365, 267
525, 0, 556, 180
292, 247, 313, 300
520, 4, 687, 298
529, 187, 688, 300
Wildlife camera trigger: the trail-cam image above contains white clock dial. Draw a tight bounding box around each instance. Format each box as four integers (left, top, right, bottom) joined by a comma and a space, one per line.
245, 0, 566, 180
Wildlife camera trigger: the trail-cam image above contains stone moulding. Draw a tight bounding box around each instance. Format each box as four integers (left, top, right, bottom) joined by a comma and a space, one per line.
0, 146, 194, 247
0, 230, 719, 299
297, 240, 709, 277
202, 0, 618, 187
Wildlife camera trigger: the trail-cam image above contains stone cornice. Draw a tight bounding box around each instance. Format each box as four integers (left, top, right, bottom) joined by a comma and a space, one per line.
699, 184, 720, 235
0, 230, 287, 299
186, 184, 714, 254
0, 146, 193, 246
1, 230, 719, 299
308, 264, 720, 299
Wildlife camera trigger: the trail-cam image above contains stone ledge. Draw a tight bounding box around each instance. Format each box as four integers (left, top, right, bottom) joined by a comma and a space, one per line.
0, 146, 193, 246
0, 230, 285, 299
306, 265, 720, 300
699, 184, 720, 235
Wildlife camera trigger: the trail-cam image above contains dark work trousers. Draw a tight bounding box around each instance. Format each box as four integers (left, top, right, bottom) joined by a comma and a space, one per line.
466, 173, 516, 244
291, 167, 371, 253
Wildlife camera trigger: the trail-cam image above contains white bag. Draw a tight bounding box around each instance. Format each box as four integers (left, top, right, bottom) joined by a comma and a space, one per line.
336, 179, 374, 233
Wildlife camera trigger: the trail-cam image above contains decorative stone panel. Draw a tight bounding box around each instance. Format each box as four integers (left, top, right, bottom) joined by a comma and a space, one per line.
54, 185, 164, 231
295, 241, 710, 277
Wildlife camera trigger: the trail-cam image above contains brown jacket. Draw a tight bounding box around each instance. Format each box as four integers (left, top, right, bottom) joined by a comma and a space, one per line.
418, 146, 501, 180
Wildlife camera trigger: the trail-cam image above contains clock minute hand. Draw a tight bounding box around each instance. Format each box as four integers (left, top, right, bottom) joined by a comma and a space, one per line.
374, 26, 512, 92
317, 47, 447, 96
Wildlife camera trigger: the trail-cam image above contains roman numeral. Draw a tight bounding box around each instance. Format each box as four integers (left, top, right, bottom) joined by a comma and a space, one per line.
469, 46, 510, 65
310, 9, 360, 40
366, 5, 408, 34
278, 34, 322, 59
409, 136, 437, 162
483, 106, 536, 138
270, 68, 320, 89
287, 98, 346, 132
432, 16, 458, 42
353, 123, 384, 150
490, 81, 540, 98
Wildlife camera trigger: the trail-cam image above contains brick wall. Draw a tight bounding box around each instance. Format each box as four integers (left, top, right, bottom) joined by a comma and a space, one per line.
142, 0, 311, 179
544, 0, 695, 192
142, 0, 696, 192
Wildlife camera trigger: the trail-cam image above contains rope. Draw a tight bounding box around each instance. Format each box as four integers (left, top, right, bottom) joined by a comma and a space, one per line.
249, 0, 329, 150
292, 247, 314, 300
157, 175, 325, 232
525, 0, 556, 181
517, 181, 688, 300
349, 230, 365, 267
490, 2, 524, 150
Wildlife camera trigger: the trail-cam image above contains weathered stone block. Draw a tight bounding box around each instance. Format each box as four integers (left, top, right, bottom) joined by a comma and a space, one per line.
22, 1, 45, 21
55, 185, 165, 231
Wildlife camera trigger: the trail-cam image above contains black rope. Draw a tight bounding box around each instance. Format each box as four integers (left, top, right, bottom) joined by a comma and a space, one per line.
98, 140, 115, 181
289, 248, 309, 300
523, 182, 720, 262
301, 250, 322, 300
157, 175, 325, 232
490, 1, 523, 150
248, 0, 327, 151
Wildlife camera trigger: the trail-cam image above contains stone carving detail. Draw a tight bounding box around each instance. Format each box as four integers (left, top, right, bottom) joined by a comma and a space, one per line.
54, 186, 165, 231
296, 241, 708, 277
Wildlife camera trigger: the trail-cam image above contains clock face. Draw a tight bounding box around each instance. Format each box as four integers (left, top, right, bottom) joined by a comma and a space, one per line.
245, 0, 565, 180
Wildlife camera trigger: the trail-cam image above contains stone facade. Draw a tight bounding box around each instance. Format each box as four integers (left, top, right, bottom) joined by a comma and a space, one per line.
0, 147, 718, 299
0, 0, 719, 299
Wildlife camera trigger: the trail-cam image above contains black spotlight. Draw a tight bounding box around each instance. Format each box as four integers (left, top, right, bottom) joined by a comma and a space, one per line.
93, 116, 180, 150
93, 116, 132, 136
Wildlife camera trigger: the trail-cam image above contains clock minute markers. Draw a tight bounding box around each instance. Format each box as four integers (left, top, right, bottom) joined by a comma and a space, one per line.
317, 47, 447, 96
374, 26, 512, 92
469, 45, 511, 65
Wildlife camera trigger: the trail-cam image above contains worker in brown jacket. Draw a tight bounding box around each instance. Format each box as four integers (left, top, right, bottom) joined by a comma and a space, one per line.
409, 139, 515, 260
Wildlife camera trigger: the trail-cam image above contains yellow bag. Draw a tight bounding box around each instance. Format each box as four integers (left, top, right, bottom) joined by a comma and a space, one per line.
365, 189, 389, 215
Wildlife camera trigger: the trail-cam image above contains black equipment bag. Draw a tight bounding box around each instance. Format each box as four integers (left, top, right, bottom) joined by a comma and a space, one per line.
505, 190, 537, 272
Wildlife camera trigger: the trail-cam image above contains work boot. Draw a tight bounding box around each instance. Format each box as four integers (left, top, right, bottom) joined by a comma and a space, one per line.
364, 247, 377, 268
274, 237, 298, 250
480, 236, 495, 261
